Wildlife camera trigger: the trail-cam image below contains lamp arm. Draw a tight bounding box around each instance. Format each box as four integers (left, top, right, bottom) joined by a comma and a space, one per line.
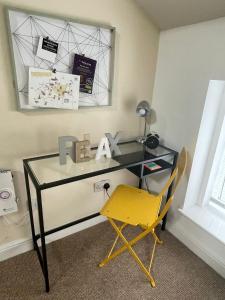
144, 117, 147, 137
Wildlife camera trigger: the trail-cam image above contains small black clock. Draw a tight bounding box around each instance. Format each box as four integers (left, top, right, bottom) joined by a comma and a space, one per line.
144, 133, 160, 149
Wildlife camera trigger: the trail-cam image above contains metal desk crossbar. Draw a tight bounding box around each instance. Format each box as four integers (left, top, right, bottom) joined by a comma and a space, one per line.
23, 141, 178, 292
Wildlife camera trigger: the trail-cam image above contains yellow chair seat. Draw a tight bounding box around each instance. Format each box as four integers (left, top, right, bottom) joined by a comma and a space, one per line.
100, 184, 161, 228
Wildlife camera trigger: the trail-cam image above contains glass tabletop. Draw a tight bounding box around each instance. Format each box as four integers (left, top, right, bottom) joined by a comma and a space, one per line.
27, 142, 174, 186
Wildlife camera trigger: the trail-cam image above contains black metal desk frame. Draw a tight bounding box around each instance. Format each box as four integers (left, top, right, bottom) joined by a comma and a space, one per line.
23, 142, 178, 292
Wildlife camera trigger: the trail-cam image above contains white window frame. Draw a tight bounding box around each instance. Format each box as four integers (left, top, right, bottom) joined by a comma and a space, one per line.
205, 118, 225, 210
180, 80, 225, 244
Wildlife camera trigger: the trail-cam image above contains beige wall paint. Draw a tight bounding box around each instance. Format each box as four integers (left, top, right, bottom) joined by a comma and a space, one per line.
0, 0, 159, 246
151, 18, 225, 273
151, 17, 225, 213
136, 0, 225, 30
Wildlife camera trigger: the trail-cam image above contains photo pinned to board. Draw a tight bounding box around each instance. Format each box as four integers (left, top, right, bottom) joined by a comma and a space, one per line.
72, 54, 97, 94
36, 36, 59, 63
28, 67, 80, 109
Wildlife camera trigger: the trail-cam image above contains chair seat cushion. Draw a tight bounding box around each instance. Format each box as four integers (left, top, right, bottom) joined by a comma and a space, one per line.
100, 184, 162, 227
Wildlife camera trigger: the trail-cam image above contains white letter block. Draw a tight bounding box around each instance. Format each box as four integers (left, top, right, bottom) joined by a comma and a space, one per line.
95, 137, 111, 160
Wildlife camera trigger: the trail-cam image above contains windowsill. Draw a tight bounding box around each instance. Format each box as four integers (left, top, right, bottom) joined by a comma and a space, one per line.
179, 204, 225, 245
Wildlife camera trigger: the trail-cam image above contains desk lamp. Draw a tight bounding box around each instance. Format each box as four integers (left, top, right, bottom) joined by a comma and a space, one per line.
136, 100, 151, 143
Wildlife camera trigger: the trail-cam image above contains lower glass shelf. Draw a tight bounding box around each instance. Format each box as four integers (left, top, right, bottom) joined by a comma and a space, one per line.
127, 159, 173, 178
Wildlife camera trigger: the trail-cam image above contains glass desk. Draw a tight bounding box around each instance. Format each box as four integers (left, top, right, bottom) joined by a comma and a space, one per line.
23, 141, 178, 292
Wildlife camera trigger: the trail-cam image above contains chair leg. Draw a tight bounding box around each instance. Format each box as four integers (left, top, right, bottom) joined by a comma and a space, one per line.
99, 223, 127, 267
152, 231, 163, 245
99, 221, 152, 267
149, 237, 157, 272
100, 218, 156, 287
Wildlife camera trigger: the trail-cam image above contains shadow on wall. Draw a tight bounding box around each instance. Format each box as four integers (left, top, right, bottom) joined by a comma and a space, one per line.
123, 97, 137, 112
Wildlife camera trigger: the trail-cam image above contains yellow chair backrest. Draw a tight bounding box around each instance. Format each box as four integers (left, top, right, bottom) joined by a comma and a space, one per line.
150, 195, 174, 230
172, 147, 187, 194
158, 147, 187, 199
151, 147, 187, 230
158, 168, 178, 199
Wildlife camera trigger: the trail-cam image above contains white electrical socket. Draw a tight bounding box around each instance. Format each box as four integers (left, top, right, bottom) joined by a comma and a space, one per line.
94, 179, 111, 192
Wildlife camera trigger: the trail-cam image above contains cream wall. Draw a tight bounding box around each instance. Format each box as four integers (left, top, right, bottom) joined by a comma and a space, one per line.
0, 0, 159, 246
151, 18, 225, 277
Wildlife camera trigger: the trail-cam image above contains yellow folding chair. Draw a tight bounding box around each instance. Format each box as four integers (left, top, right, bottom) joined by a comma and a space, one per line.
99, 148, 187, 287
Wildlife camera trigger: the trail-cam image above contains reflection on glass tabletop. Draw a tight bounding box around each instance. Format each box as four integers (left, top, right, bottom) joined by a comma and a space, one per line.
27, 141, 174, 185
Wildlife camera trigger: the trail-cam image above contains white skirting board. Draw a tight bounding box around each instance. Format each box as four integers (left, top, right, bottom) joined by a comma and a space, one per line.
167, 221, 225, 279
0, 215, 106, 262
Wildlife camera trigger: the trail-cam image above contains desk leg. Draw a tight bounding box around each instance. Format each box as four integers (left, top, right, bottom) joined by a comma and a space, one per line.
36, 189, 50, 293
139, 164, 144, 189
161, 152, 178, 231
24, 166, 36, 250
138, 178, 142, 189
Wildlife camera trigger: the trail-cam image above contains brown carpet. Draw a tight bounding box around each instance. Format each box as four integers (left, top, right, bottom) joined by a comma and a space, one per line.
0, 222, 225, 300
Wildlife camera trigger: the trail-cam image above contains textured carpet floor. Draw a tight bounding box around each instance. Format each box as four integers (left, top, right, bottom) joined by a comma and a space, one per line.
0, 222, 225, 300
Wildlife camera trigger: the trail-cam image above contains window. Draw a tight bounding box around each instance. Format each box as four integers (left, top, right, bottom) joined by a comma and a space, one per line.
211, 149, 225, 208
207, 116, 225, 211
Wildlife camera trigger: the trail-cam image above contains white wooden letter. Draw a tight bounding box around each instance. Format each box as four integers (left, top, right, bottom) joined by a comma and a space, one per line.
95, 137, 111, 160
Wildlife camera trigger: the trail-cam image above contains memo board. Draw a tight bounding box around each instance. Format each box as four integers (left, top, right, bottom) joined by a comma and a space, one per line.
5, 7, 115, 110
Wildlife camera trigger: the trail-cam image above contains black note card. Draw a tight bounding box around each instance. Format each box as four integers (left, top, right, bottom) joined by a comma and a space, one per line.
72, 54, 97, 94
42, 38, 58, 53
36, 37, 58, 63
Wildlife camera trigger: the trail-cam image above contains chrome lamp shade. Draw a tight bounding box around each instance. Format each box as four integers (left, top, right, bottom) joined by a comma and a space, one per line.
136, 101, 151, 117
